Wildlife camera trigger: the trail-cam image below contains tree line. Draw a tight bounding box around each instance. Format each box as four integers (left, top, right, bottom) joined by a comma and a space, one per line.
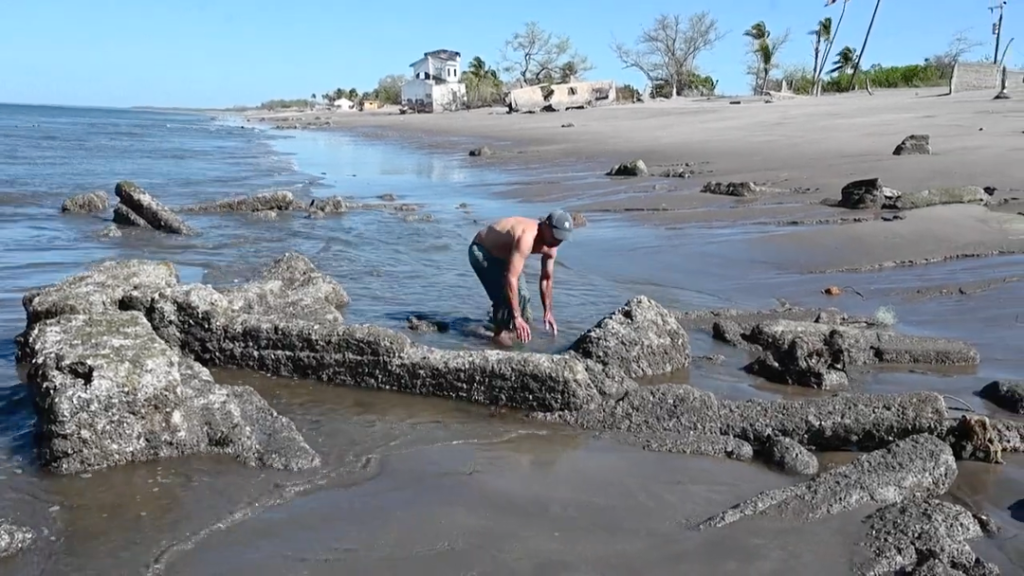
264, 10, 989, 111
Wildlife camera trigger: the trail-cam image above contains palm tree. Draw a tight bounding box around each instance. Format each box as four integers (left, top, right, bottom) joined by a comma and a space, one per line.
810, 17, 833, 91
817, 0, 850, 95
744, 21, 770, 43
746, 21, 787, 95
461, 56, 502, 108
828, 46, 858, 76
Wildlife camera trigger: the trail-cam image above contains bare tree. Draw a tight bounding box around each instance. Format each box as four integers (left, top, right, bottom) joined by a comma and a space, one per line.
500, 22, 593, 86
926, 29, 985, 75
611, 11, 725, 99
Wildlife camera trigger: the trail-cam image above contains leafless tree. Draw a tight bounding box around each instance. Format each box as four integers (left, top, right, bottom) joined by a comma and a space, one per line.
927, 29, 985, 74
610, 11, 725, 99
499, 22, 593, 86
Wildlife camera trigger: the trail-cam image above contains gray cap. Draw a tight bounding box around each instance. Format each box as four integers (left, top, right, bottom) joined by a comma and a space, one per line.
544, 209, 573, 241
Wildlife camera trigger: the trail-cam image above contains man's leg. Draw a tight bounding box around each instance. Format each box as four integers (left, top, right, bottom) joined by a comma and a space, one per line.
469, 242, 516, 345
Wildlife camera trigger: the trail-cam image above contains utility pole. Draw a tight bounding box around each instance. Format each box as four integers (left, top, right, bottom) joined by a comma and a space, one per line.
848, 0, 882, 92
990, 1, 1007, 65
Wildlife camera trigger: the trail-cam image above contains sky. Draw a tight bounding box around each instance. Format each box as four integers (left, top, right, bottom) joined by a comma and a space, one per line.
0, 0, 1018, 108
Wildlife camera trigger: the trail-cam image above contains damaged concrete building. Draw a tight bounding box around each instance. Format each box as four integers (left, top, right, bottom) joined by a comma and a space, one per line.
504, 80, 617, 113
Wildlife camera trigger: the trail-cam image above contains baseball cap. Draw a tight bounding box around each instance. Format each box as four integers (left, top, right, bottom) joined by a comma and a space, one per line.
544, 209, 573, 241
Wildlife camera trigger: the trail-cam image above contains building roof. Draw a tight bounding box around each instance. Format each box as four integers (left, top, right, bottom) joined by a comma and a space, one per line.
409, 49, 461, 68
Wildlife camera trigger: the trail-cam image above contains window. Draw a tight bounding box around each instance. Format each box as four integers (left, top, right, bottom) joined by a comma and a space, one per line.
568, 87, 578, 96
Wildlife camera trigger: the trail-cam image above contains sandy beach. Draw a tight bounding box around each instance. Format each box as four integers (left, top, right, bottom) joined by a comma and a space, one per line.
249, 85, 1024, 273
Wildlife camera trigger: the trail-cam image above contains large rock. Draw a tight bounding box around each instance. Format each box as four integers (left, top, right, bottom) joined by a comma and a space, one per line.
893, 134, 932, 156
568, 295, 690, 379
742, 320, 979, 389
606, 159, 648, 177
838, 178, 903, 210
112, 203, 151, 228
113, 181, 197, 235
61, 191, 109, 213
15, 259, 180, 361
695, 434, 958, 530
24, 310, 320, 474
179, 190, 301, 213
0, 521, 34, 559
978, 380, 1024, 414
763, 435, 819, 475
856, 500, 999, 575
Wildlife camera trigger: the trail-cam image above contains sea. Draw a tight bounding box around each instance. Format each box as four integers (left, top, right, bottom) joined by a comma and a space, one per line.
1, 103, 1023, 575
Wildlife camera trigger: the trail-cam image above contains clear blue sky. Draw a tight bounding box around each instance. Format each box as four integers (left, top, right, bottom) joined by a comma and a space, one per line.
1, 0, 1017, 108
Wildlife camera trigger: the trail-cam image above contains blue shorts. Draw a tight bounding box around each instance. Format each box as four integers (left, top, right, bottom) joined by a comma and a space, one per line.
468, 241, 531, 331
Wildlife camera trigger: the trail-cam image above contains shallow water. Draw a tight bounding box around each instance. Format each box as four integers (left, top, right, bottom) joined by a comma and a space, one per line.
2, 104, 1023, 574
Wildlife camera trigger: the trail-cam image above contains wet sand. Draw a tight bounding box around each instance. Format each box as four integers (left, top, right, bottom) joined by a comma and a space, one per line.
5, 95, 1024, 574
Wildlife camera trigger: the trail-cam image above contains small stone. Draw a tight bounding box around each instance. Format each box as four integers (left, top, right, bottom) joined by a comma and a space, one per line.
892, 134, 932, 155
764, 436, 819, 475
468, 146, 493, 157
606, 159, 648, 177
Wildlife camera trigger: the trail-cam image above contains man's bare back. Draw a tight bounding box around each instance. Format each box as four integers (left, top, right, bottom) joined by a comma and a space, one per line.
468, 211, 574, 346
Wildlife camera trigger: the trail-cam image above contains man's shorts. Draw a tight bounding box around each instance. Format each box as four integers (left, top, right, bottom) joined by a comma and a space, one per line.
468, 240, 531, 331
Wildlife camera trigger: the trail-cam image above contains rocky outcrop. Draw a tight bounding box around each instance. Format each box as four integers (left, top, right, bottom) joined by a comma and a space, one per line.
856, 500, 999, 575
568, 295, 690, 379
0, 521, 34, 559
614, 431, 754, 461
307, 196, 419, 216
979, 379, 1024, 414
740, 320, 979, 390
179, 190, 301, 213
112, 181, 197, 235
468, 145, 493, 157
894, 186, 989, 210
893, 134, 932, 156
61, 191, 109, 213
606, 159, 648, 177
695, 434, 957, 530
538, 384, 950, 453
23, 310, 320, 474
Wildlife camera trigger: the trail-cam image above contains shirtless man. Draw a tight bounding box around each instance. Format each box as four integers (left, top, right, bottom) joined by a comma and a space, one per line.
468, 210, 573, 346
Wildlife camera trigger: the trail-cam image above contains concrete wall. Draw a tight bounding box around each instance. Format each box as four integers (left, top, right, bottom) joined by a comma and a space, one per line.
949, 63, 1002, 93
505, 80, 617, 113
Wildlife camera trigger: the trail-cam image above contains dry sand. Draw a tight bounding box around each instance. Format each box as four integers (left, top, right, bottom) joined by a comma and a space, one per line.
247, 85, 1024, 272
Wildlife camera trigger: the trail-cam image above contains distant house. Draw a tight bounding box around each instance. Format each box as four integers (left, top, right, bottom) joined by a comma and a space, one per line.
359, 99, 382, 111
400, 49, 467, 113
332, 97, 354, 111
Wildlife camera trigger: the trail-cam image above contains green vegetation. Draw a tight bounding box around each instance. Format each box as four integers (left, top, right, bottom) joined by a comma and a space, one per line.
773, 56, 949, 95
258, 98, 313, 110
462, 56, 504, 109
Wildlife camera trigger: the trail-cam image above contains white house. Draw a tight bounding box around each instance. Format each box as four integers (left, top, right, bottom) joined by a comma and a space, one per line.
400, 49, 467, 112
332, 97, 354, 111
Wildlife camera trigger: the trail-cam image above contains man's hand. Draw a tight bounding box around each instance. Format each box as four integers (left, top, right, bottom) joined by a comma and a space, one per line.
543, 311, 557, 336
513, 316, 532, 343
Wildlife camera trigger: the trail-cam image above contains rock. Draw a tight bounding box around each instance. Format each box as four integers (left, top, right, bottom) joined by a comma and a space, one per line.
838, 178, 903, 210
539, 384, 950, 453
570, 212, 587, 228
0, 521, 34, 558
16, 259, 180, 359
894, 186, 989, 210
468, 146, 492, 157
61, 191, 109, 213
700, 181, 763, 197
402, 213, 434, 223
99, 224, 122, 238
112, 203, 151, 228
741, 320, 979, 390
613, 431, 753, 461
944, 414, 1004, 464
695, 434, 957, 530
179, 191, 299, 213
308, 196, 419, 215
114, 181, 197, 235
856, 500, 999, 576
217, 251, 350, 317
561, 122, 575, 128
606, 159, 648, 177
24, 310, 320, 474
978, 379, 1024, 414
763, 435, 818, 475
893, 134, 932, 156
407, 314, 450, 333
249, 210, 278, 221
568, 295, 690, 379
711, 319, 748, 347
378, 193, 397, 202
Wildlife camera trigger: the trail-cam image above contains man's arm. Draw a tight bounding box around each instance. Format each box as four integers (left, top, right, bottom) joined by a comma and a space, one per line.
539, 251, 555, 317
